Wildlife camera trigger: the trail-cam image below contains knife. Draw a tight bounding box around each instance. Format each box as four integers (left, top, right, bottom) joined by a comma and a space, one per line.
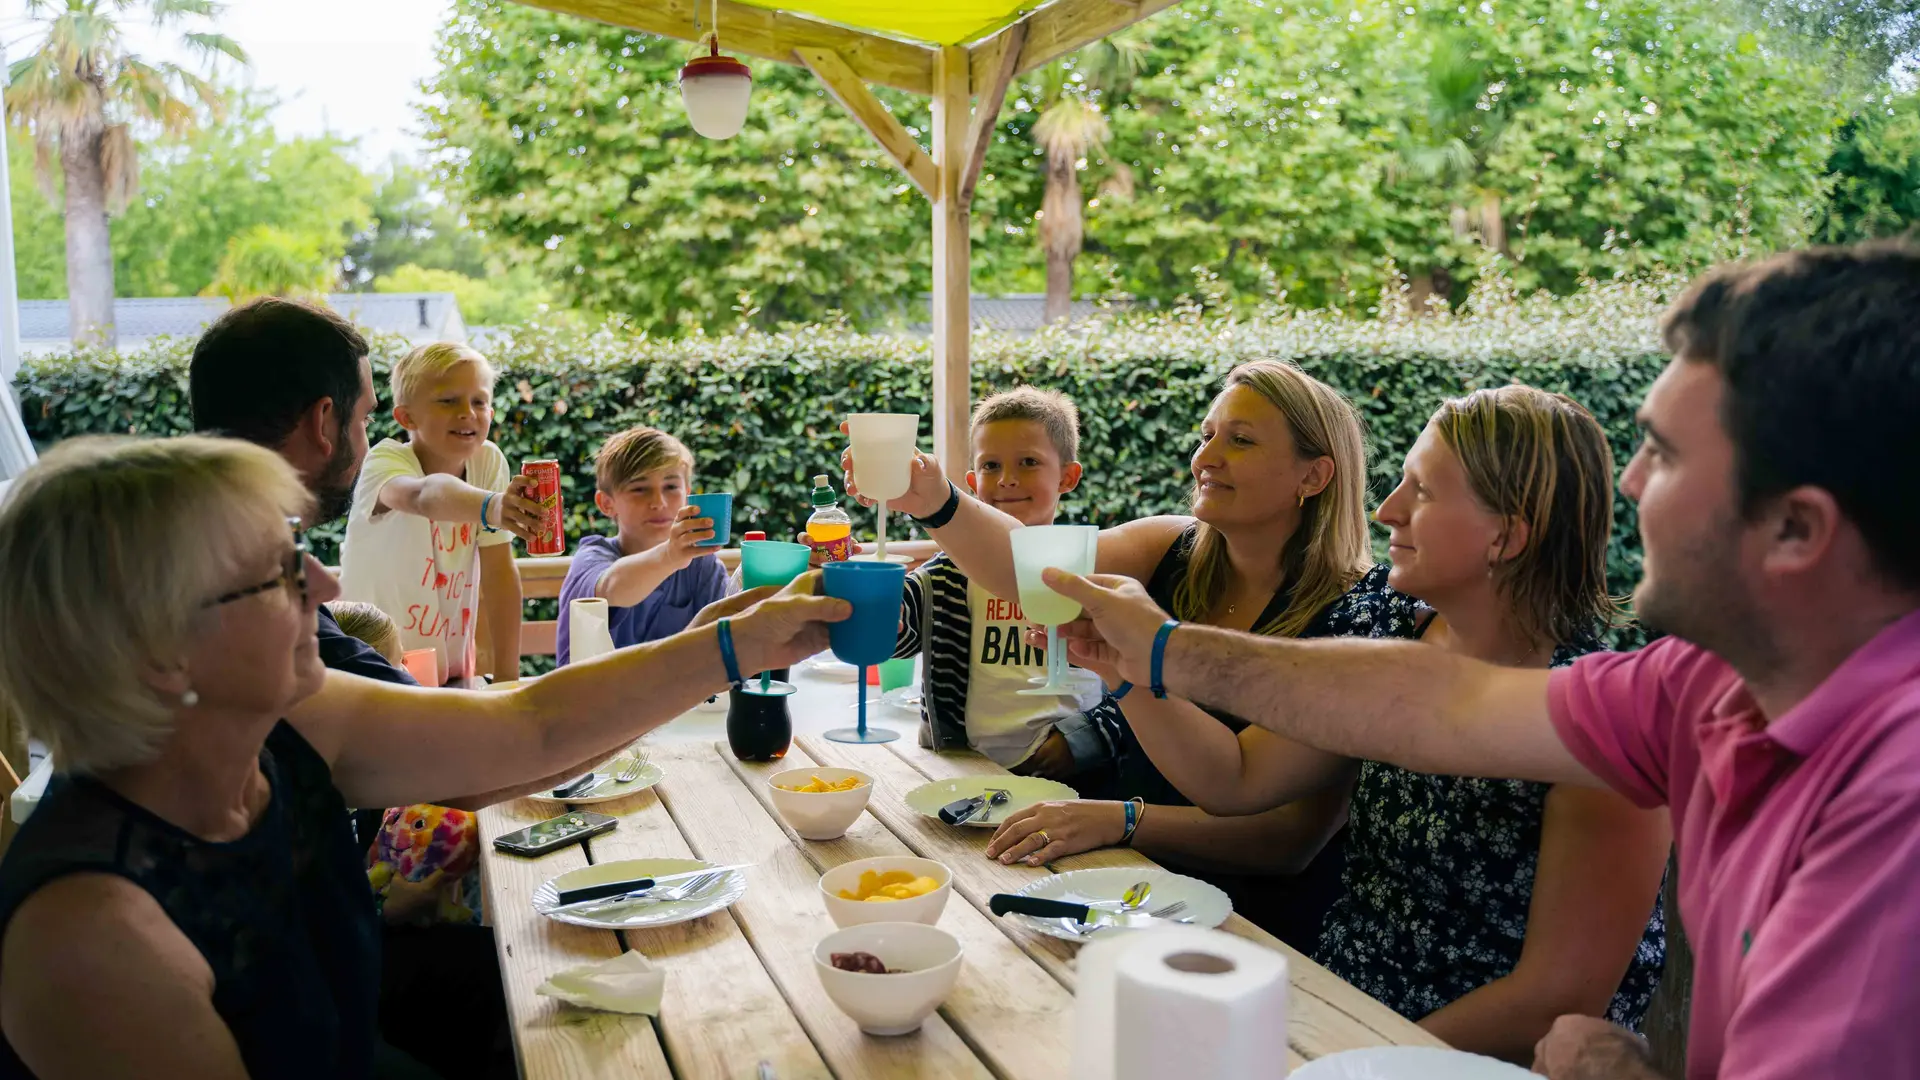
551, 772, 599, 799
938, 794, 988, 825
553, 864, 751, 907
988, 894, 1155, 931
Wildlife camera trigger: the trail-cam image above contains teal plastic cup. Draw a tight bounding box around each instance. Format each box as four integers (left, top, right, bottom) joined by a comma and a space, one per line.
740, 540, 811, 590
686, 492, 733, 547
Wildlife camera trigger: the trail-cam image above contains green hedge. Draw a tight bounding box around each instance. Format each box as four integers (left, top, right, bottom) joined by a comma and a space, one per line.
13, 276, 1671, 642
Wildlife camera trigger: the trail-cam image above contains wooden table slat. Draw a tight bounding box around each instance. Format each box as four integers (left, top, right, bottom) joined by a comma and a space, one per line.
723, 743, 1079, 1080
476, 799, 673, 1080
581, 786, 835, 1080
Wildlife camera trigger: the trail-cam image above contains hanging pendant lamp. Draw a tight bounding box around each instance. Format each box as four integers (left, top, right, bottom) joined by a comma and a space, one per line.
680, 0, 752, 140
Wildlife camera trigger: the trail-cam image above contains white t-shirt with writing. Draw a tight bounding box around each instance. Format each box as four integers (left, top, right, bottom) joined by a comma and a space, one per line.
339, 438, 512, 682
964, 581, 1104, 768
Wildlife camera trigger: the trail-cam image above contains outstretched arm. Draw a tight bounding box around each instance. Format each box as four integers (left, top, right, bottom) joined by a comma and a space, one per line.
1045, 570, 1595, 787
294, 577, 849, 808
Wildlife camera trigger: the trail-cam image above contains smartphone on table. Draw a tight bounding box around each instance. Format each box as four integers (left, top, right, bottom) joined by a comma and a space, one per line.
491, 810, 618, 857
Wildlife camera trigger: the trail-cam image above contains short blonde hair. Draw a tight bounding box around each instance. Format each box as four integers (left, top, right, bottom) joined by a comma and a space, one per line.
0, 436, 311, 774
595, 426, 694, 493
391, 342, 495, 406
326, 601, 404, 665
1431, 385, 1619, 644
971, 386, 1080, 463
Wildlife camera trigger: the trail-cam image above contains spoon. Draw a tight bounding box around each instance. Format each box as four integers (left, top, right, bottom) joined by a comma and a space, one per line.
1087, 879, 1152, 913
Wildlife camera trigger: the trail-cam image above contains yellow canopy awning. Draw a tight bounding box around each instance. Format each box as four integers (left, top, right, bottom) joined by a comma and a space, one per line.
730, 0, 1033, 45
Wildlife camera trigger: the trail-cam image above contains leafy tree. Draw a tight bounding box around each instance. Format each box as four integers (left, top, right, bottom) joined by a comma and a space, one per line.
344, 158, 493, 285
6, 0, 245, 344
1815, 92, 1920, 241
205, 224, 335, 299
6, 127, 67, 299
6, 94, 375, 300
113, 96, 371, 297
1730, 0, 1920, 87
373, 262, 554, 326
422, 1, 930, 334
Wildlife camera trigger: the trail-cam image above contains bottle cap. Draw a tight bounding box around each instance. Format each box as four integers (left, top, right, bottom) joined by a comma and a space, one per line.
810, 474, 838, 508
742, 531, 767, 543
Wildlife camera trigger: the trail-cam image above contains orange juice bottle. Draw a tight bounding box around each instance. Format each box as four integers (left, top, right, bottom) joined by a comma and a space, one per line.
805, 474, 853, 562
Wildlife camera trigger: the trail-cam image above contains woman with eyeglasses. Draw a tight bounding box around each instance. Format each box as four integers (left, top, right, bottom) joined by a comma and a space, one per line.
0, 436, 846, 1080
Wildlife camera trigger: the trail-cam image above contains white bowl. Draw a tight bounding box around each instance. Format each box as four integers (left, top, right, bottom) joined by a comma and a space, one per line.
813, 922, 963, 1036
818, 856, 952, 928
767, 767, 874, 841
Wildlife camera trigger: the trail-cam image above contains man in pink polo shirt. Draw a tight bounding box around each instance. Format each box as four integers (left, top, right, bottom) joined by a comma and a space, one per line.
1036, 241, 1920, 1079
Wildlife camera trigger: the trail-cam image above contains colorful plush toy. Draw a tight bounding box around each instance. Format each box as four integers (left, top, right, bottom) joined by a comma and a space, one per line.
366, 803, 482, 925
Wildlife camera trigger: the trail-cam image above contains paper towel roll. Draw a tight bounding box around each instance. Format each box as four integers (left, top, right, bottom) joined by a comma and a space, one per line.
570, 597, 615, 663
1074, 927, 1289, 1080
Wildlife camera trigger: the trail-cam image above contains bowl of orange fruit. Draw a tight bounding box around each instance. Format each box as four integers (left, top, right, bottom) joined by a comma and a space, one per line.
818, 856, 953, 928
767, 767, 874, 841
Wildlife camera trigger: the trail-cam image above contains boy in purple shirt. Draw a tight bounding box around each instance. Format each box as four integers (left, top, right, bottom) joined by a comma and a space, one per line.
894, 241, 1920, 1080
557, 427, 733, 664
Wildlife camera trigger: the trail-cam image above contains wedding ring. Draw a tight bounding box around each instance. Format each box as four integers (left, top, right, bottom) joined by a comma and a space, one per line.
1036, 829, 1052, 844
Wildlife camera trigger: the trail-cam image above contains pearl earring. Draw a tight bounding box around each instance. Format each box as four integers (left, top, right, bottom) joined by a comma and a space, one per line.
180, 689, 199, 708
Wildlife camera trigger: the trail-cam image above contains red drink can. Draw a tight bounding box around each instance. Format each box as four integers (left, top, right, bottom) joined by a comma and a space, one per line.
522, 459, 566, 555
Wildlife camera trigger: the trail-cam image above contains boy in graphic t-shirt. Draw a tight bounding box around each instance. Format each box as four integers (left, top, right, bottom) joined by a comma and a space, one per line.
892, 387, 1121, 782
339, 343, 541, 683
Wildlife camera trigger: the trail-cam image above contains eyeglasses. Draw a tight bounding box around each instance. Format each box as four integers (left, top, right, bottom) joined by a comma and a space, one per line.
207, 518, 309, 609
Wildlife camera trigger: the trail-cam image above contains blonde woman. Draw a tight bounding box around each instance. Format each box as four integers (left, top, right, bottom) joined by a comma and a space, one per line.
1029, 386, 1670, 1064
0, 435, 843, 1079
848, 360, 1384, 943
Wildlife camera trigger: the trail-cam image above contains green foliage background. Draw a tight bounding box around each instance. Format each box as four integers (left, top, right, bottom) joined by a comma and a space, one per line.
13, 276, 1671, 638
424, 0, 1843, 330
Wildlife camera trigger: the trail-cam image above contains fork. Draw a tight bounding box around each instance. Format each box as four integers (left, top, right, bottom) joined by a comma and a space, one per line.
560, 869, 727, 913
573, 752, 647, 799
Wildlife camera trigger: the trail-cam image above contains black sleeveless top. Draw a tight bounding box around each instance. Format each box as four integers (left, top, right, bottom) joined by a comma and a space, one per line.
1112, 524, 1393, 805
0, 722, 381, 1079
1105, 524, 1397, 949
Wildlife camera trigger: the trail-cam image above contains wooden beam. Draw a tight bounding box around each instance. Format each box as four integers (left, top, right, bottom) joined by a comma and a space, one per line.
929, 45, 972, 484
970, 0, 1184, 87
518, 0, 935, 96
794, 46, 937, 199
959, 22, 1025, 209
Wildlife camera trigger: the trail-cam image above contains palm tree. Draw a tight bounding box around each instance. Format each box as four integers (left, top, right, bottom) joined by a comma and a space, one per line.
1389, 32, 1507, 308
7, 0, 244, 346
1026, 34, 1145, 324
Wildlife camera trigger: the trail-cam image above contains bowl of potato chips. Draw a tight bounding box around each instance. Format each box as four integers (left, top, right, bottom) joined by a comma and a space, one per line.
817, 856, 953, 928
767, 767, 875, 841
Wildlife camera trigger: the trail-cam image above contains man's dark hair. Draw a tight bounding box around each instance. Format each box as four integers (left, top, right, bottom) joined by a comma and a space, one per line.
189, 297, 369, 446
1662, 239, 1920, 589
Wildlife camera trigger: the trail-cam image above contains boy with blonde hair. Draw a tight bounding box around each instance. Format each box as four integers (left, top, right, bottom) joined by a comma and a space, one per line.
893, 386, 1120, 780
339, 342, 540, 682
556, 425, 732, 664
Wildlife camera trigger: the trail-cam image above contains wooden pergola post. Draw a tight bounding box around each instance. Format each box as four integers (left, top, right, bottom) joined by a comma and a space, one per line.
521, 0, 1186, 477
929, 45, 971, 483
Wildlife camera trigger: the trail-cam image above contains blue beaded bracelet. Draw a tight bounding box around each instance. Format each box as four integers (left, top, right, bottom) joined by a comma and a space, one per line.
715, 618, 744, 688
1149, 620, 1180, 699
478, 492, 499, 534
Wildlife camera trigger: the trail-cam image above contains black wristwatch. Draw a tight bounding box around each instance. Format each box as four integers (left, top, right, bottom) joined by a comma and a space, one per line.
911, 480, 962, 529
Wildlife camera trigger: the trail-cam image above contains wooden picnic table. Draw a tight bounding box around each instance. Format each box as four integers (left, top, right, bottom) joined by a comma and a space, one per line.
477, 666, 1444, 1078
